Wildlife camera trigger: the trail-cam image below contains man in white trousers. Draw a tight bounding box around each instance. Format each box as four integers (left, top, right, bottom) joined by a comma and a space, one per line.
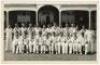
50, 35, 55, 54
17, 35, 24, 53
62, 36, 69, 54
35, 38, 39, 54
5, 25, 13, 51
41, 36, 46, 54
68, 35, 75, 54
20, 23, 27, 38
28, 36, 34, 53
12, 34, 19, 53
54, 36, 58, 54
23, 35, 29, 53
57, 36, 62, 54
84, 29, 96, 54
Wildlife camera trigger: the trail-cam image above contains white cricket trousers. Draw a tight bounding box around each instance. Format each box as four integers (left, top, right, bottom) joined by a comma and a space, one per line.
62, 44, 68, 54
69, 43, 73, 54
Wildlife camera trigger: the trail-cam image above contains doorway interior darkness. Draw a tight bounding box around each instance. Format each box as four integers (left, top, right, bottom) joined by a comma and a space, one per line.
9, 11, 36, 28
38, 5, 59, 27
5, 7, 96, 30
61, 10, 89, 29
91, 11, 96, 30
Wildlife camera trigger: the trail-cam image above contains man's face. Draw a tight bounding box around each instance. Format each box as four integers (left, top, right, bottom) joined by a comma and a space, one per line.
8, 25, 10, 28
43, 25, 45, 28
71, 24, 74, 27
82, 26, 85, 29
22, 24, 25, 27
15, 24, 18, 27
29, 24, 32, 27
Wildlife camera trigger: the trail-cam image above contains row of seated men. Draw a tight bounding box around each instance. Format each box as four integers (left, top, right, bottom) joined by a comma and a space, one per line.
5, 23, 96, 54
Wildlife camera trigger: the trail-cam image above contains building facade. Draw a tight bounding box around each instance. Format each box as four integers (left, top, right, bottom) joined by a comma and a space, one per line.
4, 1, 97, 29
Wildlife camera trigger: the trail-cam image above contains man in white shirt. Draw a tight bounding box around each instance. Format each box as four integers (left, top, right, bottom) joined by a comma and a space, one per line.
20, 23, 27, 38
64, 24, 70, 38
69, 24, 76, 38
13, 24, 20, 40
27, 23, 33, 38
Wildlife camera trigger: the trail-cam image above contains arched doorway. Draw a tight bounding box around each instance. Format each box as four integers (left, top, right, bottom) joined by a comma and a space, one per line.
38, 5, 59, 27
9, 10, 36, 28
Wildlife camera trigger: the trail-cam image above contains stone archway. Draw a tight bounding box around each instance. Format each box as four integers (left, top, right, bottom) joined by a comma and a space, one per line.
38, 5, 59, 27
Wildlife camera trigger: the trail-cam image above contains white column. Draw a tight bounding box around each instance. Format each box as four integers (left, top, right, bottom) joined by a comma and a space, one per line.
89, 11, 91, 29
59, 11, 61, 27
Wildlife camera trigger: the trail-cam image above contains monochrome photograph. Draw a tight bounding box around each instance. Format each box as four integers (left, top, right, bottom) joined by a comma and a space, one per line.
3, 0, 97, 61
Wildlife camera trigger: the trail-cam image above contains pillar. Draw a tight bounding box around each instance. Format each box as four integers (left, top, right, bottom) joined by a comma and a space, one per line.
6, 11, 9, 28
36, 11, 38, 26
59, 11, 61, 27
89, 10, 91, 29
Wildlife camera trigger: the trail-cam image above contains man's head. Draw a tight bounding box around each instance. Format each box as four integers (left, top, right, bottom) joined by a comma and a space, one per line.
15, 23, 18, 27
8, 25, 11, 28
29, 23, 32, 27
82, 25, 85, 29
71, 23, 75, 27
43, 25, 46, 28
21, 23, 25, 27
47, 24, 50, 28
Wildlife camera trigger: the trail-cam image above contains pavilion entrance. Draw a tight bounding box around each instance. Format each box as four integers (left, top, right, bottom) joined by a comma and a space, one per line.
38, 5, 59, 27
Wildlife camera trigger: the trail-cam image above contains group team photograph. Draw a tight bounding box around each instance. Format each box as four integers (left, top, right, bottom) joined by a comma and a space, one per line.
3, 0, 97, 61
5, 23, 96, 55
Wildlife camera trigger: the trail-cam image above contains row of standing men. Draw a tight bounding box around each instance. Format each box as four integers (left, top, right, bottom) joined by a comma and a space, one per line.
5, 23, 96, 54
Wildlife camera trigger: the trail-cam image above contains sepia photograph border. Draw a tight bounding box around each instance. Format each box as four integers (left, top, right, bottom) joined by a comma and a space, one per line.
0, 0, 99, 65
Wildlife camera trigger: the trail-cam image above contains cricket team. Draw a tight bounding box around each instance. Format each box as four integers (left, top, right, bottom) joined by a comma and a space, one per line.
5, 23, 96, 55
